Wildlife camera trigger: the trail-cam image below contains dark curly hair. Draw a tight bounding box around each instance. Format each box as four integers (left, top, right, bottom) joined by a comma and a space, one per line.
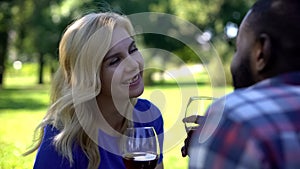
247, 0, 300, 67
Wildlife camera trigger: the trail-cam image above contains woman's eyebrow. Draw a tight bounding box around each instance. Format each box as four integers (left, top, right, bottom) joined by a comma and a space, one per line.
103, 38, 135, 62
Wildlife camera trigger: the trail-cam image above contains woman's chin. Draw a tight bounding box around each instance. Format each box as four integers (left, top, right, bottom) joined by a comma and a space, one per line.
129, 85, 144, 98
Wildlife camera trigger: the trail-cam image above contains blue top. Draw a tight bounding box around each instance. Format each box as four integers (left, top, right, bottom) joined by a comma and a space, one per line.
34, 99, 164, 169
189, 72, 300, 169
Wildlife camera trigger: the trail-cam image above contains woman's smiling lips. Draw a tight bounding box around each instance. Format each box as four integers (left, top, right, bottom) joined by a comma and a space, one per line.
123, 73, 142, 87
127, 74, 139, 84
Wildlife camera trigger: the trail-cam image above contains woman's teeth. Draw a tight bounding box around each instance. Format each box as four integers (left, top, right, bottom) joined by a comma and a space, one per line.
128, 75, 139, 84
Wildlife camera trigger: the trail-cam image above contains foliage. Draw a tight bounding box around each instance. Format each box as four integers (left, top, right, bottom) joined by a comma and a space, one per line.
0, 0, 258, 86
0, 0, 13, 86
101, 0, 256, 85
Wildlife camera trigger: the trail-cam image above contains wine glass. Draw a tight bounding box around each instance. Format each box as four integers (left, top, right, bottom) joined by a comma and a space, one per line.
183, 96, 216, 133
121, 127, 160, 169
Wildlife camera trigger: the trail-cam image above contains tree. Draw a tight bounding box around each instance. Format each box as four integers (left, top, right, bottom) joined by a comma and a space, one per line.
80, 0, 255, 64
147, 0, 256, 85
12, 0, 71, 84
0, 0, 13, 87
28, 0, 61, 84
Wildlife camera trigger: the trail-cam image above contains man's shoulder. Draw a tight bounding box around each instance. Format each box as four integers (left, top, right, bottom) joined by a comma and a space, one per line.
220, 84, 300, 122
219, 87, 277, 122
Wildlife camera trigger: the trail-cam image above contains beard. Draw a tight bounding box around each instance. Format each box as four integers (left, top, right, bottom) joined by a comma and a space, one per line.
231, 55, 256, 90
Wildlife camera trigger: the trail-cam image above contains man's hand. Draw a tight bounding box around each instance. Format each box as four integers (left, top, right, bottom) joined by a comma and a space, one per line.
181, 115, 206, 157
181, 129, 195, 157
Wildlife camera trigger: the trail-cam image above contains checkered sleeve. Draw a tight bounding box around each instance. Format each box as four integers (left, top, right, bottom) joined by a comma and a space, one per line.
190, 72, 300, 169
189, 117, 266, 169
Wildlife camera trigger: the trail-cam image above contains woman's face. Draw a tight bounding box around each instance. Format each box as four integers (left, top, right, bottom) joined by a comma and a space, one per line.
100, 26, 144, 99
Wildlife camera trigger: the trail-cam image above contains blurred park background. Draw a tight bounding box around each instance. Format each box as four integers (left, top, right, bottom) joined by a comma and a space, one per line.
0, 0, 255, 168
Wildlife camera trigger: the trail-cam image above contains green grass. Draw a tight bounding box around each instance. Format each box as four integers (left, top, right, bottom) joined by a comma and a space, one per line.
0, 63, 232, 169
0, 111, 43, 169
0, 87, 49, 169
4, 63, 51, 88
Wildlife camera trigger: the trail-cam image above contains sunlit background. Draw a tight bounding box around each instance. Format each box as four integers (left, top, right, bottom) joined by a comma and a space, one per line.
0, 0, 256, 168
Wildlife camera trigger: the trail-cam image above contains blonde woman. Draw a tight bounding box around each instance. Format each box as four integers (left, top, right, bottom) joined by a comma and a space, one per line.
25, 12, 164, 169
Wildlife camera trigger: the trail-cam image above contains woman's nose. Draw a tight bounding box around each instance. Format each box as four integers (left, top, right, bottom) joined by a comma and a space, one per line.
123, 54, 140, 72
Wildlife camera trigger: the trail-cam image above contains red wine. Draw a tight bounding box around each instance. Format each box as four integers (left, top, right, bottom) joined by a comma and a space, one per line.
122, 152, 158, 169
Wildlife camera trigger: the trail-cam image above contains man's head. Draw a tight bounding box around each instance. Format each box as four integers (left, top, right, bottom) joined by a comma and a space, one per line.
231, 0, 300, 89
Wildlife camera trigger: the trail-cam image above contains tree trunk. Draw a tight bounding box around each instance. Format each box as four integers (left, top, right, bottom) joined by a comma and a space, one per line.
38, 52, 44, 84
0, 31, 8, 87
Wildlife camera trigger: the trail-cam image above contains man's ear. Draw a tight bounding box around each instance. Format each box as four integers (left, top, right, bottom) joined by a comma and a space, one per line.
255, 33, 272, 72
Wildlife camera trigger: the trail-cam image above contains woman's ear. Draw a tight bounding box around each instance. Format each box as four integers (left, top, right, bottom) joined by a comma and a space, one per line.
255, 33, 272, 72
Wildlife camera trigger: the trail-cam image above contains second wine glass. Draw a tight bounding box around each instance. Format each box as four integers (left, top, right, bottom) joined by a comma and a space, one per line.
184, 96, 216, 133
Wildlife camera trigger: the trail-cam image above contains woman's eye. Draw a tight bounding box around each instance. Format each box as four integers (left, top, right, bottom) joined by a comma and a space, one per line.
109, 57, 120, 66
129, 44, 138, 54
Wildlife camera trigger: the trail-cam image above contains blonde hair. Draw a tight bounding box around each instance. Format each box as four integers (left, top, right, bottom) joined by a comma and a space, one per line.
25, 12, 136, 169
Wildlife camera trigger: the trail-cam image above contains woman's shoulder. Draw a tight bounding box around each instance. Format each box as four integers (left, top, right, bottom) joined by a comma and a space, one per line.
133, 99, 162, 123
135, 98, 160, 112
35, 125, 88, 168
42, 125, 60, 140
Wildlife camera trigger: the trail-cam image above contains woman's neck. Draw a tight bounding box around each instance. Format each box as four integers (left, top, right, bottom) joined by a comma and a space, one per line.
96, 94, 132, 133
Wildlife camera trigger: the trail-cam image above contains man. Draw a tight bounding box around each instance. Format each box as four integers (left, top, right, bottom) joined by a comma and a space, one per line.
183, 0, 300, 168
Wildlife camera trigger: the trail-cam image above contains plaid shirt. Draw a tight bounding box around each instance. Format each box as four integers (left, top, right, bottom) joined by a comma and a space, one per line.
189, 72, 300, 169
